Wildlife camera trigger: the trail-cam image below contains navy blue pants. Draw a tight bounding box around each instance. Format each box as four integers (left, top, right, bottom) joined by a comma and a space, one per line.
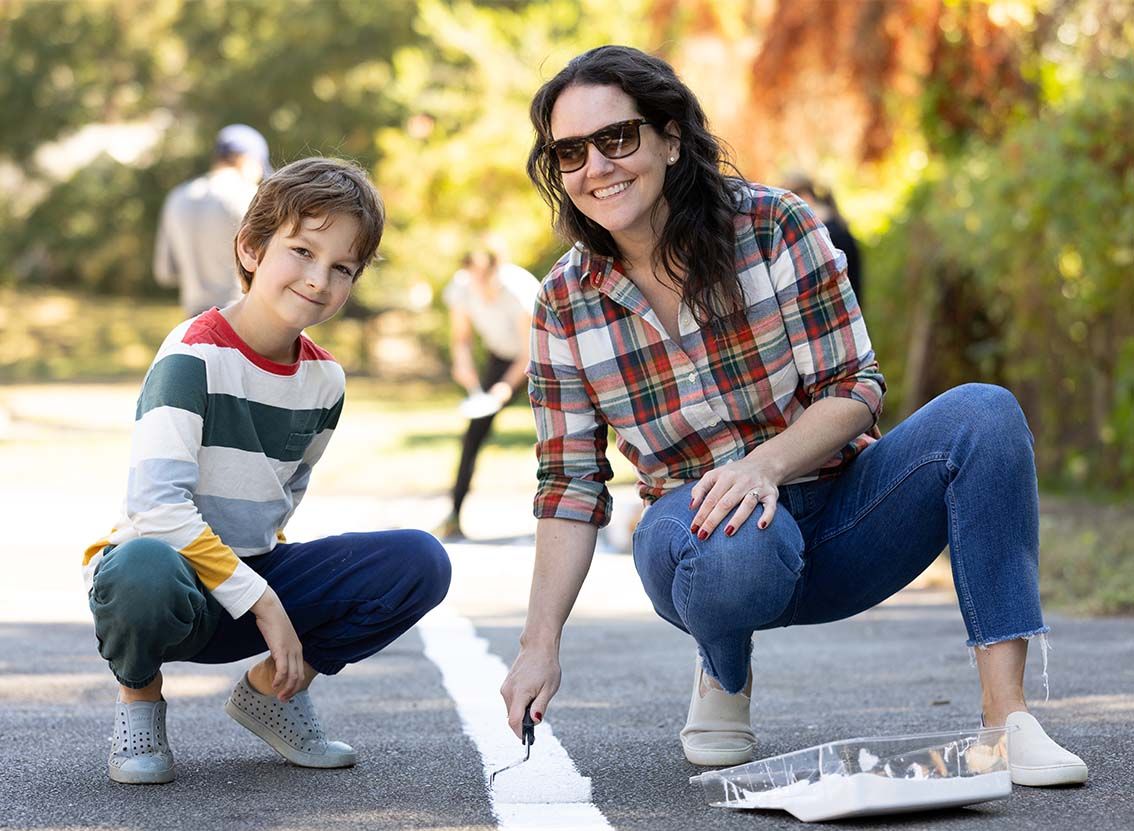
89, 531, 451, 688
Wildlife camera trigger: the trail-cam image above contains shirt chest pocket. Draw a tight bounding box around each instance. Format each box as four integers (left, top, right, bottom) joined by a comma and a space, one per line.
285, 430, 316, 454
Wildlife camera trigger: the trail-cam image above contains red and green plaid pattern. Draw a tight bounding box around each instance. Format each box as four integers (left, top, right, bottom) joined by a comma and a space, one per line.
529, 182, 885, 527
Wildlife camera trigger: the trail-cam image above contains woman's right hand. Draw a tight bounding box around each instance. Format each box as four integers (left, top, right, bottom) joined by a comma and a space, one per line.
500, 644, 561, 738
250, 587, 305, 701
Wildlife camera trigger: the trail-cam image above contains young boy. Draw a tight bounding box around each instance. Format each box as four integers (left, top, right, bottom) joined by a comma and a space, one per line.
83, 157, 450, 784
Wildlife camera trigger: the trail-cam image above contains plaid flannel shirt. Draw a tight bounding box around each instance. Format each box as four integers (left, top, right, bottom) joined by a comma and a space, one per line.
529, 182, 886, 528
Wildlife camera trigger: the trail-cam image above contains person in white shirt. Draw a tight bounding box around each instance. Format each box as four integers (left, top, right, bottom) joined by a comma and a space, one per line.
437, 248, 539, 540
154, 124, 271, 316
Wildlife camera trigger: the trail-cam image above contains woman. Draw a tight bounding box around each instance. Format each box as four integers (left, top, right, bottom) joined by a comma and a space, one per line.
500, 45, 1086, 786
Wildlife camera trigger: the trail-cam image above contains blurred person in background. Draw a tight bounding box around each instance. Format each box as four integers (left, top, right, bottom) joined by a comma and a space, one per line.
500, 45, 1086, 788
154, 124, 271, 316
781, 172, 863, 307
435, 243, 539, 541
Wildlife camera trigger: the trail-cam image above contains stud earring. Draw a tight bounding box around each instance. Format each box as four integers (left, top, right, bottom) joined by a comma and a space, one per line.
669, 156, 676, 164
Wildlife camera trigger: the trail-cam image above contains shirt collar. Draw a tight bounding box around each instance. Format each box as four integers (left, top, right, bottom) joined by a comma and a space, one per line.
576, 246, 653, 318
578, 247, 623, 293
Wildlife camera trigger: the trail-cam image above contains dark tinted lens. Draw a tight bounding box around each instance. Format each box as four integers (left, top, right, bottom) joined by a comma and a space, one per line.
593, 122, 639, 158
552, 140, 587, 171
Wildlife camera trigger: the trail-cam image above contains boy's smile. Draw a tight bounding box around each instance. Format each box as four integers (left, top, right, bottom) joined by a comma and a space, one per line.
228, 214, 362, 362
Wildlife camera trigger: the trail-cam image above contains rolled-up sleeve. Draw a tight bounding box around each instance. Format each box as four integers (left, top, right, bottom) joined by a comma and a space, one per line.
769, 191, 886, 423
528, 289, 614, 527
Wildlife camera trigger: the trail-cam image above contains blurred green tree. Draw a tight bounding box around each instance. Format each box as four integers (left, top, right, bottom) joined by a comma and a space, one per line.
370, 0, 649, 306
0, 0, 418, 296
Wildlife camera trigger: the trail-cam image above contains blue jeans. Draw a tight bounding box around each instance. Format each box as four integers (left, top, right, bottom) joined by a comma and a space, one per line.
632, 384, 1047, 694
89, 530, 451, 688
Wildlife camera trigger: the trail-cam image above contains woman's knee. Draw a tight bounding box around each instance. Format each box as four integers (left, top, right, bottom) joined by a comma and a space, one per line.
942, 384, 1029, 433
677, 516, 803, 630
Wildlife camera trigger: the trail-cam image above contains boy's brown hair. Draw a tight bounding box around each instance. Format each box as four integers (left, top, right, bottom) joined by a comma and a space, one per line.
234, 157, 385, 290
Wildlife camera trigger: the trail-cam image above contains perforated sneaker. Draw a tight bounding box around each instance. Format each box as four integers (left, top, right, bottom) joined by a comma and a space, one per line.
224, 673, 356, 768
108, 698, 175, 784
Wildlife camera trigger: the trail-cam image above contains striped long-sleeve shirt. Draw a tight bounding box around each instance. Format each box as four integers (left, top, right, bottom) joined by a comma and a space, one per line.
529, 182, 885, 528
83, 308, 345, 618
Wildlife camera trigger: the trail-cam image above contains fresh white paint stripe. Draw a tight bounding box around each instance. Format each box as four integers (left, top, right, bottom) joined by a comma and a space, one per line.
417, 604, 614, 830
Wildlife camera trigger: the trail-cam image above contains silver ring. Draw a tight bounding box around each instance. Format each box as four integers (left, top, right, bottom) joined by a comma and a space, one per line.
746, 489, 761, 500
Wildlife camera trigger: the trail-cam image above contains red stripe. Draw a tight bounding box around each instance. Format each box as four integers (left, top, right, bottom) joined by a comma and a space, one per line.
181, 308, 335, 375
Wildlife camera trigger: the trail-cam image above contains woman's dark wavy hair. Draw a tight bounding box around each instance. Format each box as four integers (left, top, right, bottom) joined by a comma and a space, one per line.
527, 45, 745, 324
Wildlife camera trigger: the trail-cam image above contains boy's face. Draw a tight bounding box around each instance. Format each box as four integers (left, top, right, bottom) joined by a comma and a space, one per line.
237, 214, 361, 332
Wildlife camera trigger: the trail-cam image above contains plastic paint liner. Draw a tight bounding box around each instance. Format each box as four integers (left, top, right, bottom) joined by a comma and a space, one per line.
690, 727, 1013, 822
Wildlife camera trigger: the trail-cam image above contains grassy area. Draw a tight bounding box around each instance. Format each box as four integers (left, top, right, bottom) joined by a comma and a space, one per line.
1037, 498, 1134, 616
1, 288, 1130, 616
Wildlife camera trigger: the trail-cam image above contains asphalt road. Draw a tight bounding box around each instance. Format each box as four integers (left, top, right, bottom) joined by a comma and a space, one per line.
2, 537, 1132, 831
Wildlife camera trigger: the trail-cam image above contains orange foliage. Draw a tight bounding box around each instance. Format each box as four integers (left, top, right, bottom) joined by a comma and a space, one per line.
646, 0, 1034, 177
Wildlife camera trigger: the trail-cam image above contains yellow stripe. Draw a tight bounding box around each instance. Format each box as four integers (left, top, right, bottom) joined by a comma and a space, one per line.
180, 527, 240, 591
82, 536, 112, 566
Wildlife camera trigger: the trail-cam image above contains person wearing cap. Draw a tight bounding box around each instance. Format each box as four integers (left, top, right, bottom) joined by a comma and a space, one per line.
154, 124, 272, 316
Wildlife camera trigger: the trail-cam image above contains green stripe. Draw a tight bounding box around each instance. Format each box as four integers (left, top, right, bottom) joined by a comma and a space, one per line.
202, 394, 337, 461
325, 395, 344, 430
137, 353, 208, 419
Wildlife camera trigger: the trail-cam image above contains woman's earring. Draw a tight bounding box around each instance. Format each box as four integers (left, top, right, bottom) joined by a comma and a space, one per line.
668, 156, 677, 164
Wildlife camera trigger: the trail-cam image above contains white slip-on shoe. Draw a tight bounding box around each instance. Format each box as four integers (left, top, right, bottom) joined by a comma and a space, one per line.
680, 660, 756, 767
224, 674, 356, 768
1005, 711, 1088, 786
108, 698, 175, 784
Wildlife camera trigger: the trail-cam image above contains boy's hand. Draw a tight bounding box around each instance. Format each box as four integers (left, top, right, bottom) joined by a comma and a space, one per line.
250, 587, 304, 701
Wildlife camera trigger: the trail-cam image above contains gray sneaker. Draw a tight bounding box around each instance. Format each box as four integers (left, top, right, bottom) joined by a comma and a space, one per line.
108, 698, 175, 784
224, 674, 356, 768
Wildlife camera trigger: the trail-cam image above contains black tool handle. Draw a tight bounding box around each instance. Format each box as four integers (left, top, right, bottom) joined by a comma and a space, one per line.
522, 704, 536, 747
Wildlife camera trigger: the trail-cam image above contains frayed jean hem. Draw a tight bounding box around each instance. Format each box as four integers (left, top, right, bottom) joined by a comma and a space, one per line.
966, 625, 1050, 649
967, 629, 1052, 702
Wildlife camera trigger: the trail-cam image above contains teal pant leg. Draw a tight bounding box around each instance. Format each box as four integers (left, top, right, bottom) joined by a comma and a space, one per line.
89, 538, 221, 688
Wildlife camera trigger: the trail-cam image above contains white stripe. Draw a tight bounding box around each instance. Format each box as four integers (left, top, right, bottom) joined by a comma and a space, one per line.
196, 445, 299, 502
130, 406, 202, 465
152, 339, 344, 409
417, 605, 614, 831
192, 342, 344, 408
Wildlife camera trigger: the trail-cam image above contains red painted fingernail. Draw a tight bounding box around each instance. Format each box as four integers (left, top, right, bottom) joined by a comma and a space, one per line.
758, 521, 767, 529
690, 524, 700, 535
698, 529, 709, 540
725, 525, 735, 536
534, 711, 542, 721
689, 498, 695, 508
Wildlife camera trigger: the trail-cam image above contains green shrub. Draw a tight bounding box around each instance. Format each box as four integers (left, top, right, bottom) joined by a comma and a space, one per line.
869, 63, 1134, 490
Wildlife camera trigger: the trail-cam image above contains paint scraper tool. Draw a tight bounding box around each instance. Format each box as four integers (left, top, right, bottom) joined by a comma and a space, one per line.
489, 705, 535, 788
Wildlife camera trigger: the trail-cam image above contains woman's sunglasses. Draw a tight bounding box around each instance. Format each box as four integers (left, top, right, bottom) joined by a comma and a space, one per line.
544, 118, 650, 174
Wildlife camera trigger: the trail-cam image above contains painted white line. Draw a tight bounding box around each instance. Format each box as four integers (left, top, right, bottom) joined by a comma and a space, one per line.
418, 604, 614, 831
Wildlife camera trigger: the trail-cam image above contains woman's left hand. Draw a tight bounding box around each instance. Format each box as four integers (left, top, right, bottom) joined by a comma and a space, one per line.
689, 457, 780, 539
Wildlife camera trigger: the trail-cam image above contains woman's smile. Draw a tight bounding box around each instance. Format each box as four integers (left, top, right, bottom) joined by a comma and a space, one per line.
591, 179, 634, 200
